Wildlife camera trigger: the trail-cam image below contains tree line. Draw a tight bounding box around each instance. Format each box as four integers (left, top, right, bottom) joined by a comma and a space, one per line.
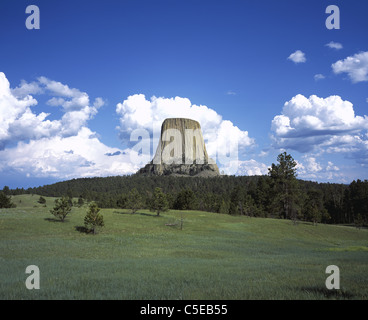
2, 153, 367, 227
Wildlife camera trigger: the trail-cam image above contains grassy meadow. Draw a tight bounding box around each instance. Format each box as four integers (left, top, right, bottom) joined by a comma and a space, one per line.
0, 194, 367, 300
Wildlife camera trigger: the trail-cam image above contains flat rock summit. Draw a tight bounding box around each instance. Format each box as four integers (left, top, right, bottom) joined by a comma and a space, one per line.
137, 118, 220, 177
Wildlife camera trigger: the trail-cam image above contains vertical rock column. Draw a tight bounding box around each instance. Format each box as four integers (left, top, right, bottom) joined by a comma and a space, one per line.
138, 118, 220, 176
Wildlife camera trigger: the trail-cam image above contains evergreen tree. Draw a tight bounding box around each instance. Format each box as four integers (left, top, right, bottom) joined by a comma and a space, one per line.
165, 192, 175, 209
50, 197, 72, 222
84, 202, 104, 234
0, 192, 13, 208
243, 194, 257, 217
254, 176, 272, 217
229, 186, 245, 215
268, 152, 301, 224
126, 188, 143, 213
174, 188, 196, 210
2, 186, 10, 195
150, 187, 169, 216
303, 189, 329, 226
344, 179, 368, 225
77, 196, 84, 207
117, 194, 128, 209
219, 200, 229, 214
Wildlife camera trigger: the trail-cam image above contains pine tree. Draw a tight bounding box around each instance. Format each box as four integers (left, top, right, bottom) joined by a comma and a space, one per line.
268, 152, 301, 224
229, 186, 245, 215
174, 188, 196, 210
126, 188, 143, 214
84, 202, 104, 234
254, 176, 271, 216
303, 189, 329, 226
0, 192, 13, 208
219, 200, 229, 214
150, 187, 169, 216
50, 197, 71, 222
2, 186, 10, 195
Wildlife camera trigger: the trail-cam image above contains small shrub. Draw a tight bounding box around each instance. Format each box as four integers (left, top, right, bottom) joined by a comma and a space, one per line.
38, 196, 46, 204
84, 202, 104, 234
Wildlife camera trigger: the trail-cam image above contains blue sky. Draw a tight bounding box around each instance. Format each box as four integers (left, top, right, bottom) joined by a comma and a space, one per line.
0, 0, 368, 188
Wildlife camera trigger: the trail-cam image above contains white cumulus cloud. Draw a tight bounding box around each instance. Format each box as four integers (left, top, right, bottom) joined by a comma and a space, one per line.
11, 80, 43, 97
287, 50, 306, 64
0, 73, 106, 150
332, 51, 368, 83
0, 73, 59, 149
296, 156, 344, 181
325, 41, 343, 50
0, 127, 137, 179
314, 74, 325, 81
0, 72, 136, 179
234, 159, 269, 176
271, 94, 368, 155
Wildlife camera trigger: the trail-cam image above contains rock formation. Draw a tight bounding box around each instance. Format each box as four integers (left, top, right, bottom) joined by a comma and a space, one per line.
137, 118, 220, 177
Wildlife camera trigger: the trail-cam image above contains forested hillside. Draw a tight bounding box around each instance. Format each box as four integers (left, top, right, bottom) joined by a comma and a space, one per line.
5, 174, 367, 226
4, 153, 367, 226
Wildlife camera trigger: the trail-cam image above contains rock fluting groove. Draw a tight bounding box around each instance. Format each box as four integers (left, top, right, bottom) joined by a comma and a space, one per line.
137, 118, 220, 177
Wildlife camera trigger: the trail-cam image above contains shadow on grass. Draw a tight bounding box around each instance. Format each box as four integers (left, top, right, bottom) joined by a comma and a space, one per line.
113, 210, 159, 217
138, 212, 160, 217
339, 224, 367, 230
75, 226, 103, 235
75, 226, 89, 234
113, 210, 130, 215
300, 286, 355, 299
44, 217, 64, 223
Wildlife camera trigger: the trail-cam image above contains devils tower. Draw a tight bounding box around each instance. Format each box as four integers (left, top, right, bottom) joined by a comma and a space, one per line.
137, 118, 220, 176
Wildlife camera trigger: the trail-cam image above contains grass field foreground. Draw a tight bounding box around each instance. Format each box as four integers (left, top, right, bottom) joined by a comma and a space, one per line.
0, 194, 367, 299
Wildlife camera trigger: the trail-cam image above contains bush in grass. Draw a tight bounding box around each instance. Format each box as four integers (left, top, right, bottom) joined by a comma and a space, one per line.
50, 197, 72, 222
84, 202, 104, 234
38, 196, 46, 205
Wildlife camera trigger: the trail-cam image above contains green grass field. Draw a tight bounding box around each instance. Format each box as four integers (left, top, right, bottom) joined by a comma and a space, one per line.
1, 194, 367, 300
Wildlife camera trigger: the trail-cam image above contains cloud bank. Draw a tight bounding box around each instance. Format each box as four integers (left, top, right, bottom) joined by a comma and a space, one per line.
0, 127, 136, 179
295, 157, 344, 181
1, 73, 104, 149
0, 72, 138, 179
271, 94, 368, 166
